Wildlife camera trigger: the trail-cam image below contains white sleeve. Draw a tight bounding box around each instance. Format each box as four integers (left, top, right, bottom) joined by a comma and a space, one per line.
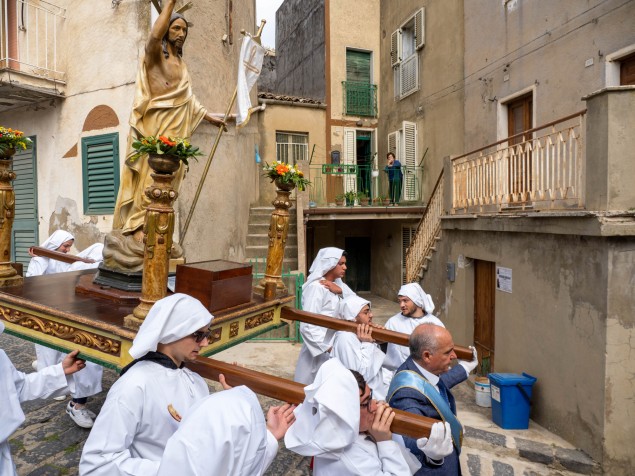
340, 282, 355, 298
13, 363, 70, 402
260, 430, 279, 475
299, 323, 330, 356
301, 283, 326, 314
332, 334, 384, 385
26, 257, 47, 277
80, 394, 160, 476
375, 440, 415, 475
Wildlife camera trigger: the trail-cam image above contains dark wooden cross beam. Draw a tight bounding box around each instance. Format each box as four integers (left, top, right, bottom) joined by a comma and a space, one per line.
280, 307, 474, 360
186, 356, 441, 439
29, 246, 95, 265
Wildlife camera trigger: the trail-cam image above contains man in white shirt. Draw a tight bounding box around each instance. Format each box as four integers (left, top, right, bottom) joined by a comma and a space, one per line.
294, 247, 355, 384
80, 294, 223, 476
383, 283, 445, 374
157, 386, 296, 476
286, 358, 420, 475
332, 295, 390, 400
1, 321, 86, 476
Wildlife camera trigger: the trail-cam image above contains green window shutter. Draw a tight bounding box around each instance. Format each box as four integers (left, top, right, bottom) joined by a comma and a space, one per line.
346, 49, 371, 83
82, 133, 120, 215
12, 138, 39, 265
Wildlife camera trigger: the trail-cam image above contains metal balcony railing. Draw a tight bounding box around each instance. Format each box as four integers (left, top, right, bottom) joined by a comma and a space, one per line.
307, 163, 424, 207
342, 81, 377, 117
0, 0, 66, 80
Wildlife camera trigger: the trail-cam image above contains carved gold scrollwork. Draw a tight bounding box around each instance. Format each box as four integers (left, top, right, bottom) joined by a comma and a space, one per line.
209, 327, 222, 344
229, 322, 239, 338
0, 306, 121, 356
244, 310, 275, 330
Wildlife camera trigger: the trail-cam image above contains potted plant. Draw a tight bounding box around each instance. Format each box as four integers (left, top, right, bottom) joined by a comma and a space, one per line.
344, 190, 357, 206
130, 135, 202, 174
0, 127, 32, 159
376, 195, 391, 206
335, 194, 345, 206
263, 161, 310, 191
358, 191, 370, 206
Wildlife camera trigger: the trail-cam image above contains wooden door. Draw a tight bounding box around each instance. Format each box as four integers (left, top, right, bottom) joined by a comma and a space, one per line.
474, 259, 495, 373
620, 52, 635, 85
507, 94, 533, 200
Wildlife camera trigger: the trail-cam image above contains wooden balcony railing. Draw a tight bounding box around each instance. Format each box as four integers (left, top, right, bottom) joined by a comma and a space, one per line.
405, 170, 443, 283
452, 110, 586, 213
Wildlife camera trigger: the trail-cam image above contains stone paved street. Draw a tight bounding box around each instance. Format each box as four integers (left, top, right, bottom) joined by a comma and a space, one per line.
2, 293, 598, 475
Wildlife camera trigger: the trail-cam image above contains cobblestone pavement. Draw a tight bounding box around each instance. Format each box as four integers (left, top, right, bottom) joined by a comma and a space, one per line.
2, 292, 599, 475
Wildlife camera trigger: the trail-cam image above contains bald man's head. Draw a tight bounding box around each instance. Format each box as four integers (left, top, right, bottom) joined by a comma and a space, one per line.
410, 324, 457, 375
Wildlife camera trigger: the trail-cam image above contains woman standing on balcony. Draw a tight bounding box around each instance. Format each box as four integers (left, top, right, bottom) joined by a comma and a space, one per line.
385, 152, 403, 206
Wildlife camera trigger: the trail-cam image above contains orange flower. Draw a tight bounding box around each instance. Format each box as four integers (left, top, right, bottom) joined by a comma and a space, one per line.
159, 136, 176, 147
275, 164, 289, 175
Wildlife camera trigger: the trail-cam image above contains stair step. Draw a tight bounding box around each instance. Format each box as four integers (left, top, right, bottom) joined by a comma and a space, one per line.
248, 223, 298, 234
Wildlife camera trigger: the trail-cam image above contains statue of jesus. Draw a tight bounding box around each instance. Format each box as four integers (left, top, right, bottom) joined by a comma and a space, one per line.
103, 0, 225, 272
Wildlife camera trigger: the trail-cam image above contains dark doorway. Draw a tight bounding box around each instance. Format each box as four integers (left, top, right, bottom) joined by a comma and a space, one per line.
474, 259, 495, 374
344, 236, 371, 292
356, 131, 372, 198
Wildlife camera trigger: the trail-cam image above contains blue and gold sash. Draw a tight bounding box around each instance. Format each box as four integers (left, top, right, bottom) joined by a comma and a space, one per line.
387, 370, 463, 452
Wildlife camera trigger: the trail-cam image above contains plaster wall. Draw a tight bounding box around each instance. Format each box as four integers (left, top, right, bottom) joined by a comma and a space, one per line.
275, 0, 326, 100
431, 226, 626, 465
378, 0, 464, 201
256, 102, 326, 205
463, 0, 635, 151
0, 0, 258, 261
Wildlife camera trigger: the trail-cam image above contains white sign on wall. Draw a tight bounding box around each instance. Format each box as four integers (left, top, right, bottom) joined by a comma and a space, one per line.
496, 266, 512, 293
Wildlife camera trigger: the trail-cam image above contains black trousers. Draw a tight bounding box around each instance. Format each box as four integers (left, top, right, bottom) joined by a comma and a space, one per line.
389, 178, 402, 203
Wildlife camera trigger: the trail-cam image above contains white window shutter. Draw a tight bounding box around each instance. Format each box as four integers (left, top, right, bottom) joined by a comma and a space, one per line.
415, 8, 425, 50
400, 54, 418, 98
402, 121, 418, 201
343, 128, 357, 194
387, 131, 398, 157
391, 29, 402, 67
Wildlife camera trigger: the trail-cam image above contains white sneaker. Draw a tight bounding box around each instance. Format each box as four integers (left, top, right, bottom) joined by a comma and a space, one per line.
32, 360, 38, 371
66, 402, 94, 428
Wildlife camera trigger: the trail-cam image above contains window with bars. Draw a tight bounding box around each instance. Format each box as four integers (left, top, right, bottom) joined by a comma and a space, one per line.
82, 133, 120, 215
276, 132, 308, 164
391, 8, 424, 100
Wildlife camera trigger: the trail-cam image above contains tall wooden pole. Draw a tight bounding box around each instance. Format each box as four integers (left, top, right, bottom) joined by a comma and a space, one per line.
0, 157, 23, 287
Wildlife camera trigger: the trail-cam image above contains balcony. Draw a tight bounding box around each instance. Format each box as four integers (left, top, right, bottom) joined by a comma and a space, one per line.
306, 163, 425, 213
0, 0, 66, 112
342, 81, 377, 117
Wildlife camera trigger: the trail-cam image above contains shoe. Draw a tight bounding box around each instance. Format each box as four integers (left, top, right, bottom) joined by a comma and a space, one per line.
66, 402, 94, 428
32, 360, 38, 371
53, 395, 67, 401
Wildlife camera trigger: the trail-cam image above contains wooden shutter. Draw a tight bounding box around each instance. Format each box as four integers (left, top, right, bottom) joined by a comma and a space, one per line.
346, 49, 371, 83
402, 121, 418, 201
12, 138, 39, 265
82, 133, 120, 215
387, 131, 398, 157
390, 29, 402, 67
400, 54, 418, 97
620, 52, 635, 85
343, 128, 357, 193
414, 8, 425, 50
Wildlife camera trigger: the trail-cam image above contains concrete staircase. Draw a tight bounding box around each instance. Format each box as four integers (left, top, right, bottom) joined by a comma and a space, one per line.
245, 206, 299, 273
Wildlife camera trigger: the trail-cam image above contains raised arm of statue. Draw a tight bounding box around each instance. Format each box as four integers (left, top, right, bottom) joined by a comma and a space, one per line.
146, 0, 176, 65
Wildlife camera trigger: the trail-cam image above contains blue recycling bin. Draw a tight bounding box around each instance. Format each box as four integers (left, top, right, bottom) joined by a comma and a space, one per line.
488, 372, 537, 429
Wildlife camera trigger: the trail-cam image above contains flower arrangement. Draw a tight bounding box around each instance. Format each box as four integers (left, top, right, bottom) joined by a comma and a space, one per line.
0, 127, 32, 155
130, 135, 202, 166
263, 161, 310, 191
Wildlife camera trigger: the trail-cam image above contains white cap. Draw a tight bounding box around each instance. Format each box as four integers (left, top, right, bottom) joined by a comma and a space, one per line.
337, 295, 370, 321
398, 283, 435, 314
129, 293, 213, 359
304, 247, 344, 288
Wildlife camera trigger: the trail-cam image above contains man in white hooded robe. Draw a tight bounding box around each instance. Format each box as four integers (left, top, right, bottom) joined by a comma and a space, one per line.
27, 230, 103, 428
294, 247, 355, 384
0, 321, 86, 475
331, 295, 390, 400
286, 358, 419, 475
157, 385, 296, 476
79, 294, 217, 476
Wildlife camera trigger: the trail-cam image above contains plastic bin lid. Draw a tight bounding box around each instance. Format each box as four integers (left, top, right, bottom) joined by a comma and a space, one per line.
488, 372, 537, 386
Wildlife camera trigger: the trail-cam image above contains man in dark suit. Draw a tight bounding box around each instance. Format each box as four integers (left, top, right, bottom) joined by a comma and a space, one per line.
388, 324, 465, 475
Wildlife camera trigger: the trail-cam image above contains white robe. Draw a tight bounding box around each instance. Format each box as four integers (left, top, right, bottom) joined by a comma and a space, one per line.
0, 350, 70, 476
294, 279, 354, 384
331, 331, 389, 401
79, 361, 210, 476
383, 313, 445, 375
314, 435, 413, 476
157, 386, 278, 476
